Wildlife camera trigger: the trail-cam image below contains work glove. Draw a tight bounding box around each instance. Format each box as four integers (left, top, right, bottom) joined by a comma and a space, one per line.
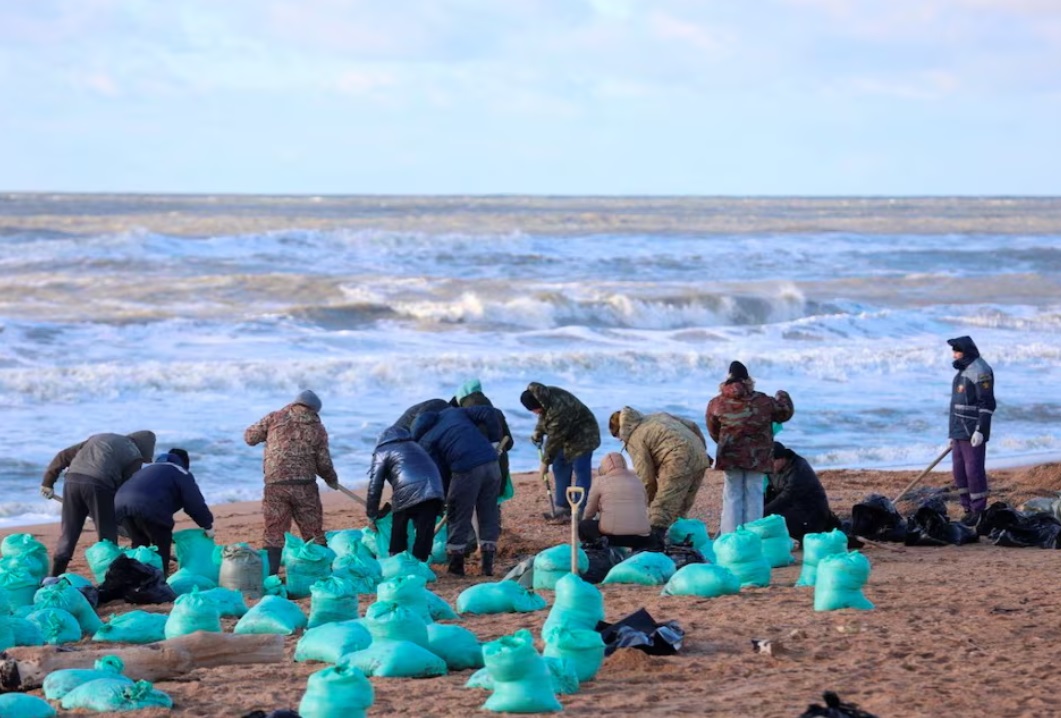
539, 462, 550, 478
970, 430, 984, 448
39, 485, 54, 500
204, 527, 216, 539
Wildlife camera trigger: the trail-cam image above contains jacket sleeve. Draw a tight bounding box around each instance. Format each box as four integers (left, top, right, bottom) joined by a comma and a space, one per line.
177, 472, 215, 529
584, 482, 602, 519
973, 369, 996, 436
464, 406, 503, 442
244, 413, 272, 446
315, 426, 339, 484
705, 400, 721, 444
364, 450, 387, 519
42, 441, 86, 488
763, 469, 795, 516
770, 390, 795, 424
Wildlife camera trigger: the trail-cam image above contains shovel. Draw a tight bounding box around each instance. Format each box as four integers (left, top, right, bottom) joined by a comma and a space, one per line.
892, 445, 953, 504
537, 442, 558, 519
566, 485, 585, 575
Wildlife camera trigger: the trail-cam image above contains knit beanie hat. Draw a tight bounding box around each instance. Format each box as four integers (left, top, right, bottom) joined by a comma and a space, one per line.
726, 360, 750, 383
295, 389, 322, 413
520, 389, 542, 412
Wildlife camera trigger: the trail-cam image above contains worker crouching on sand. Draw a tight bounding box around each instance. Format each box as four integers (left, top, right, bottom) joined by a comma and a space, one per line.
765, 441, 837, 544
412, 406, 505, 576
579, 452, 653, 549
609, 407, 712, 548
244, 389, 339, 575
41, 430, 157, 577
364, 426, 445, 563
115, 448, 215, 575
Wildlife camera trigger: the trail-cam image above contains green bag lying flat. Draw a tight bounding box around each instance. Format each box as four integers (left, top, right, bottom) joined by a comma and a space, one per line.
43, 656, 127, 700
426, 623, 483, 670
340, 639, 448, 678
61, 678, 172, 712
602, 551, 677, 586
295, 620, 373, 664
661, 563, 741, 598
93, 611, 168, 644
234, 595, 307, 635
456, 580, 548, 615
299, 662, 374, 718
0, 693, 57, 718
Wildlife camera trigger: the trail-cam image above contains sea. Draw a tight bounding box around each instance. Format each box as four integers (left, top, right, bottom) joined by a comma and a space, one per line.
1, 194, 1059, 528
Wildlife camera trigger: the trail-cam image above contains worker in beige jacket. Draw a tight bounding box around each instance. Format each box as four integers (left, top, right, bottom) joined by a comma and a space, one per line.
578, 452, 653, 549
610, 406, 713, 546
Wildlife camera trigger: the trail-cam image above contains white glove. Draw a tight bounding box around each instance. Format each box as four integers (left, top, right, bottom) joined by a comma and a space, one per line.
39, 485, 54, 500
204, 527, 216, 539
970, 431, 984, 448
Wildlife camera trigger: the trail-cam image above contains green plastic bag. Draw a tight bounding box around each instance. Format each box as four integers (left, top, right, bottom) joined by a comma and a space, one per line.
661, 563, 741, 597
426, 623, 483, 670
542, 625, 606, 682
61, 678, 172, 712
309, 576, 360, 627
0, 568, 40, 608
122, 545, 163, 572
264, 575, 288, 598
167, 567, 217, 595
467, 655, 579, 695
234, 595, 307, 635
93, 611, 168, 644
196, 586, 250, 617
283, 534, 336, 599
428, 525, 448, 565
814, 551, 874, 611
375, 575, 435, 624
795, 529, 849, 587
363, 601, 429, 648
379, 552, 437, 583
33, 582, 103, 635
173, 528, 220, 582
340, 639, 448, 678
299, 662, 374, 718
295, 620, 373, 664
481, 629, 562, 713
744, 514, 796, 568
602, 551, 677, 586
3, 615, 44, 647
713, 527, 771, 588
0, 534, 50, 582
425, 589, 459, 621
43, 655, 127, 700
667, 518, 716, 562
56, 572, 93, 588
360, 513, 392, 558
331, 552, 383, 594
533, 544, 588, 590
86, 540, 124, 583
542, 573, 604, 637
325, 529, 365, 558
26, 607, 82, 644
456, 580, 548, 615
0, 693, 56, 718
164, 592, 222, 639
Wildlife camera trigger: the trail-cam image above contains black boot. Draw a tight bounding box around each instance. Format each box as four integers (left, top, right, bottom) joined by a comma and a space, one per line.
266, 547, 283, 576
647, 526, 667, 552
447, 551, 465, 576
481, 550, 495, 577
49, 557, 70, 578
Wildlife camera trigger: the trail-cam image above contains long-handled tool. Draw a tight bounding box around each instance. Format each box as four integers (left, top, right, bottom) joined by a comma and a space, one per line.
566, 486, 585, 575
892, 445, 953, 504
334, 482, 367, 507
536, 441, 558, 519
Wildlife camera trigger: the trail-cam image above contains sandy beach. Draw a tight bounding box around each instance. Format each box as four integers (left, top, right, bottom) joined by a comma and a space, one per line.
3, 461, 1061, 717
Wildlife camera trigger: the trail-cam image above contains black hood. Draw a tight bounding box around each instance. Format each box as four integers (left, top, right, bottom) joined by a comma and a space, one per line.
948, 335, 980, 369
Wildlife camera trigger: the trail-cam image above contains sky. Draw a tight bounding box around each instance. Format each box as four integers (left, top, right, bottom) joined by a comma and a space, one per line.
1, 0, 1060, 196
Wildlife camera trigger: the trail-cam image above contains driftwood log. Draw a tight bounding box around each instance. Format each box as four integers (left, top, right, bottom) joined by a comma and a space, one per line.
0, 631, 285, 692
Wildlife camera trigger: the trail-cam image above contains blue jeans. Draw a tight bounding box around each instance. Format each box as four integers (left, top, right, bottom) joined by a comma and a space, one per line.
552, 450, 593, 513
720, 469, 765, 534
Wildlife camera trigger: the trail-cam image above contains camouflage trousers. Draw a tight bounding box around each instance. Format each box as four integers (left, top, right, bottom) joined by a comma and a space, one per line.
648, 468, 706, 529
262, 482, 325, 548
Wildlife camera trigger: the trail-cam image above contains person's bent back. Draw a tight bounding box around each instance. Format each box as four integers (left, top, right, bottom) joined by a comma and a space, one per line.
580, 452, 652, 549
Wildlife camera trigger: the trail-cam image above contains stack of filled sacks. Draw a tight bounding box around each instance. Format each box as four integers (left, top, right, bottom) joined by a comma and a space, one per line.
28, 579, 103, 645
43, 656, 172, 712
282, 533, 336, 599
795, 529, 849, 588
533, 544, 588, 590
0, 535, 54, 639
476, 629, 563, 713
814, 550, 874, 611
667, 518, 716, 562
539, 573, 606, 684
712, 526, 772, 588
167, 528, 223, 594
339, 601, 447, 678
743, 514, 797, 568
327, 530, 383, 594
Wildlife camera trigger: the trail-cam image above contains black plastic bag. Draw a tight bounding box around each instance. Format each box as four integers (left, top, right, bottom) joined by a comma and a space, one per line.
595, 607, 683, 657
849, 494, 908, 542
580, 542, 628, 584
663, 539, 707, 570
977, 501, 1061, 549
799, 691, 879, 718
77, 584, 100, 609
904, 498, 978, 547
97, 555, 178, 605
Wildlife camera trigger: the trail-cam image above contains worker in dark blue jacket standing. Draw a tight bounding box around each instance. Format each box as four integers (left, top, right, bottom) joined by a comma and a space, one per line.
115, 448, 214, 574
947, 336, 997, 523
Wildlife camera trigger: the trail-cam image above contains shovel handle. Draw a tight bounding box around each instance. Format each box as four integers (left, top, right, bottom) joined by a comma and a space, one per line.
335, 482, 368, 507
566, 486, 585, 575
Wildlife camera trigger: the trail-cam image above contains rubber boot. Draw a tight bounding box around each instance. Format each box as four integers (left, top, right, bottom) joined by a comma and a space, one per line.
647, 526, 668, 552
266, 547, 283, 576
481, 550, 495, 577
447, 551, 465, 576
49, 557, 70, 578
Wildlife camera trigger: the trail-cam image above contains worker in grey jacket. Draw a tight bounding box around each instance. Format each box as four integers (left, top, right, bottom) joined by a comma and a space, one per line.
41, 430, 156, 576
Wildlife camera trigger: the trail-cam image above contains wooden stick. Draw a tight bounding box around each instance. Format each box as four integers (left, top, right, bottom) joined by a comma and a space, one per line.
335, 482, 367, 506
566, 486, 585, 575
892, 445, 953, 504
0, 632, 285, 692
855, 536, 907, 553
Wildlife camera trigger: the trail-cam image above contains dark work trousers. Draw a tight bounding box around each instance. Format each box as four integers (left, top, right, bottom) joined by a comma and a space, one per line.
952, 439, 990, 513
389, 499, 443, 562
121, 516, 175, 574
53, 476, 119, 575
578, 519, 653, 549
446, 462, 502, 554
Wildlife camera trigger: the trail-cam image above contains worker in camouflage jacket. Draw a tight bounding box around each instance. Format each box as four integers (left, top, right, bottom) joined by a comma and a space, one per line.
609, 406, 713, 546
706, 361, 794, 534
520, 381, 601, 519
244, 389, 338, 575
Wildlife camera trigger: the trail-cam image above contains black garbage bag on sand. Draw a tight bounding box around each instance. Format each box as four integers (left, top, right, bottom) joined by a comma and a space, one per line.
580, 540, 629, 584
799, 691, 879, 718
663, 537, 707, 570
97, 555, 178, 605
847, 494, 908, 542
904, 497, 978, 547
976, 501, 1061, 549
595, 607, 684, 657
